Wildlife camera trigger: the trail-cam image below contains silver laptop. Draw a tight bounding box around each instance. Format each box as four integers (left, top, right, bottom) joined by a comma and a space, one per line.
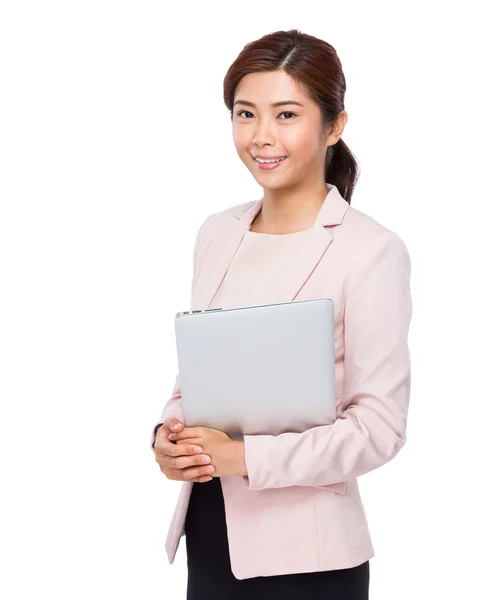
174, 299, 336, 441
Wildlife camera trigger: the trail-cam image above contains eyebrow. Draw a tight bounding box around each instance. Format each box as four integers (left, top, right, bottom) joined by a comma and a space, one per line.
233, 100, 304, 108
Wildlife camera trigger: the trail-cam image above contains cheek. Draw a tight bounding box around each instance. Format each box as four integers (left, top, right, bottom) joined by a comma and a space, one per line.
232, 122, 245, 144
233, 129, 250, 157
283, 130, 317, 157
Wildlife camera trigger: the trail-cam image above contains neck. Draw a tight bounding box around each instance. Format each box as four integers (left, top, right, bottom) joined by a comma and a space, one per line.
253, 180, 329, 234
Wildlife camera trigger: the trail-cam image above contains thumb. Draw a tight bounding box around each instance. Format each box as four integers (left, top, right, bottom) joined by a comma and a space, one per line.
164, 418, 184, 433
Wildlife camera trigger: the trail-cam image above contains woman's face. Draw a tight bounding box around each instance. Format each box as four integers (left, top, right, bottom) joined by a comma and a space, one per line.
232, 70, 331, 191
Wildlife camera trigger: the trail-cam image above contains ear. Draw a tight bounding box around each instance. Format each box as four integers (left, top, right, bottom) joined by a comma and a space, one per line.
327, 109, 348, 145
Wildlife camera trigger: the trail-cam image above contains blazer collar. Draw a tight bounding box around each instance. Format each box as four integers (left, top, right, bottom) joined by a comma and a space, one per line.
236, 181, 349, 229
192, 183, 350, 310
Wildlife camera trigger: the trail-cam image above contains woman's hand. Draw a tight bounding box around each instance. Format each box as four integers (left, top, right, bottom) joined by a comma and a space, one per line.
153, 418, 216, 483
169, 426, 247, 478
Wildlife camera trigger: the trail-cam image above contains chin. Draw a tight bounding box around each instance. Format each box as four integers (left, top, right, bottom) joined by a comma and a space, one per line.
257, 179, 290, 191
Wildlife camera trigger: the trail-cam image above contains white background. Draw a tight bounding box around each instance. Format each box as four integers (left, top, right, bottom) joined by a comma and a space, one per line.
1, 1, 484, 598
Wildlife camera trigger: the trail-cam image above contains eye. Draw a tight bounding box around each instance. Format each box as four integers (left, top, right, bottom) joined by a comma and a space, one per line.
236, 110, 254, 118
235, 110, 297, 120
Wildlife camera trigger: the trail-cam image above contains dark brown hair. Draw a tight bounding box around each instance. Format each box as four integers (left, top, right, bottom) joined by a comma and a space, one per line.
223, 29, 359, 204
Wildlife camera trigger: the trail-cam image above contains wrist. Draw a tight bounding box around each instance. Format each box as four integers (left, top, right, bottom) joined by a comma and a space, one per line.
232, 440, 248, 477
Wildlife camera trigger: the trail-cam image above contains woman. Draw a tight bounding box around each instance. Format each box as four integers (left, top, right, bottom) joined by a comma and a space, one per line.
151, 29, 412, 599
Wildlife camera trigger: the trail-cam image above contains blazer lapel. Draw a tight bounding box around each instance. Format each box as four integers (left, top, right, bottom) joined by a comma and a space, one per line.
191, 198, 261, 311
191, 183, 350, 310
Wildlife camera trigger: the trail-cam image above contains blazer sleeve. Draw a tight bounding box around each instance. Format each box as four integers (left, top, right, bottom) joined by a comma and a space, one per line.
242, 229, 413, 490
150, 214, 214, 451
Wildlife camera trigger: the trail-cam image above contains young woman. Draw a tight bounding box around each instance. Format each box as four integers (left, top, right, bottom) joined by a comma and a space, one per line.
151, 28, 412, 599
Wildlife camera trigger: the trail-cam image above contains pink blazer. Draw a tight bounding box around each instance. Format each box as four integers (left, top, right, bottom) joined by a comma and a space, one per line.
151, 182, 412, 580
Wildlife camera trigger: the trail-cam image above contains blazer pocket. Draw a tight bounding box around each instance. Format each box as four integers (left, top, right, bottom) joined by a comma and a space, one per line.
315, 481, 347, 494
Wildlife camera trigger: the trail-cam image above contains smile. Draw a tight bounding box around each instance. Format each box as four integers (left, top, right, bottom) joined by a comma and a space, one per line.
252, 156, 288, 170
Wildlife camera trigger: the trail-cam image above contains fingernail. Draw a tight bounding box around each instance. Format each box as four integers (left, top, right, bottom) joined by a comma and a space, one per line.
194, 447, 203, 453
201, 455, 211, 463
168, 433, 176, 440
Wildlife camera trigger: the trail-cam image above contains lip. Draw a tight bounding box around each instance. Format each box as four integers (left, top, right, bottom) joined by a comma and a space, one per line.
252, 155, 288, 171
252, 155, 288, 160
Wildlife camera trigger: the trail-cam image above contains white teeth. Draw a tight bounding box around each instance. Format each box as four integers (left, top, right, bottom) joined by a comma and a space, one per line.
255, 157, 286, 163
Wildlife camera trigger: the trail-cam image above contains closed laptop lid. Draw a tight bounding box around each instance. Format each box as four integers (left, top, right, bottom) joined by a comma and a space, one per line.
174, 299, 336, 440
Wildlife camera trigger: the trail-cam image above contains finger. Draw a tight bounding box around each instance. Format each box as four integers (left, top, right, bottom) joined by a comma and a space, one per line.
178, 464, 216, 481
168, 426, 200, 442
163, 418, 184, 434
155, 422, 184, 449
170, 453, 212, 471
161, 440, 204, 457
180, 472, 213, 483
174, 438, 197, 445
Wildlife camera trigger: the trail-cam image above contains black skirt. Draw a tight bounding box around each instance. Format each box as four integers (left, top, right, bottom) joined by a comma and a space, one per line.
184, 476, 369, 600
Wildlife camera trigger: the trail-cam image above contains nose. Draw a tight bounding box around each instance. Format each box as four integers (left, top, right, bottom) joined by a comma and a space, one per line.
251, 116, 276, 147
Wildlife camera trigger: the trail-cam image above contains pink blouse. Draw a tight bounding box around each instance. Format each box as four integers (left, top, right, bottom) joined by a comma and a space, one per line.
209, 227, 312, 309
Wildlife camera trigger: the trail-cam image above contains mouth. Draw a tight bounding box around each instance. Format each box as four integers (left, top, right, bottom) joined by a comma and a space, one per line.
252, 155, 288, 171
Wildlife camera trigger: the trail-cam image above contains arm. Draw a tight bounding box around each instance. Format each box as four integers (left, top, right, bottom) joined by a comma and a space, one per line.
150, 214, 214, 452
243, 230, 412, 490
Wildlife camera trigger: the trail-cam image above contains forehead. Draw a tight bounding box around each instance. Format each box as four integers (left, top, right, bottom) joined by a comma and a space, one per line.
234, 71, 309, 106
